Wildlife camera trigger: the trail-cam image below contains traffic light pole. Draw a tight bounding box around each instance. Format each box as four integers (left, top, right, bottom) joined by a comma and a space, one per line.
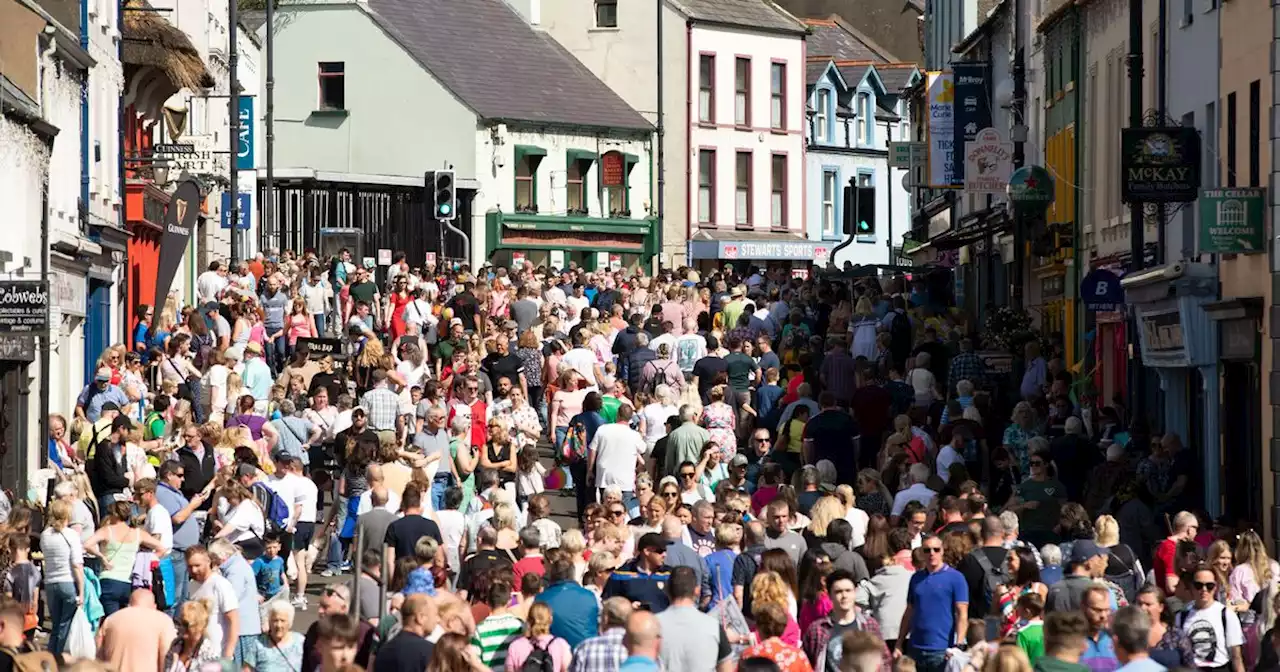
828, 176, 859, 266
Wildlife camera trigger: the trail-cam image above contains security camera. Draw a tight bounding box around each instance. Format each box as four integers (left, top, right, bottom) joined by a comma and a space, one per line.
43, 24, 56, 35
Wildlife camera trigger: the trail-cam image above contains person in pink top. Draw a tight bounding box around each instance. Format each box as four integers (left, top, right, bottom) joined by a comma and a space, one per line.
504, 602, 572, 671
285, 297, 317, 350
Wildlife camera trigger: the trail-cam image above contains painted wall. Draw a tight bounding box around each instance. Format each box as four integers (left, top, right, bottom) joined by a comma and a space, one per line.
86, 0, 122, 234
539, 0, 687, 266
266, 2, 479, 180
471, 124, 653, 268
1162, 0, 1219, 261
925, 0, 977, 70
688, 25, 805, 236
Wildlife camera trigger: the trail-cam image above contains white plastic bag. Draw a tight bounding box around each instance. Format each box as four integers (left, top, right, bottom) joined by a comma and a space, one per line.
66, 606, 96, 659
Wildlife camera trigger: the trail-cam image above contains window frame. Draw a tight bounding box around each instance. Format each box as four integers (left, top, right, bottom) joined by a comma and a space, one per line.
317, 61, 346, 111
770, 153, 787, 231
735, 150, 753, 229
699, 53, 716, 124
821, 170, 837, 238
515, 155, 539, 213
734, 56, 751, 127
770, 60, 787, 131
594, 0, 618, 28
856, 92, 870, 145
566, 159, 588, 215
815, 89, 830, 142
697, 148, 716, 224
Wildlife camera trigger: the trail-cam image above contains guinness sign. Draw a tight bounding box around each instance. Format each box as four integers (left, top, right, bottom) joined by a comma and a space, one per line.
154, 177, 203, 306
1121, 127, 1202, 203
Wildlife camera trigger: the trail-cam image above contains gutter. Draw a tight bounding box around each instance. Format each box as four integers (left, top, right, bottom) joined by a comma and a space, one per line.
685, 20, 693, 262
81, 0, 90, 240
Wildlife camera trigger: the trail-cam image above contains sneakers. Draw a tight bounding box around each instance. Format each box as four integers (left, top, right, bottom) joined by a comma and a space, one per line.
291, 595, 308, 611
319, 569, 337, 578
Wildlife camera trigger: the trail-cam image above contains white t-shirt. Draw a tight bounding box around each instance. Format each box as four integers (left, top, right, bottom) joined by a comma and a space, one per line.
222, 500, 265, 543
190, 574, 239, 654
640, 403, 678, 446
562, 348, 599, 387
356, 489, 401, 516
1178, 601, 1243, 668
590, 423, 646, 491
40, 527, 83, 584
205, 365, 230, 413
71, 499, 96, 543
936, 444, 963, 480
196, 271, 228, 304
402, 299, 433, 328
890, 483, 938, 516
566, 296, 590, 326
285, 473, 320, 524
434, 509, 467, 573
267, 474, 306, 526
844, 507, 869, 549
145, 503, 174, 549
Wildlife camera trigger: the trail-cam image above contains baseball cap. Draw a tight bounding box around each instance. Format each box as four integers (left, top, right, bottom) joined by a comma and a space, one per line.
729, 454, 749, 468
200, 301, 220, 314
449, 317, 463, 328
351, 407, 367, 418
101, 401, 121, 413
1069, 540, 1107, 565
637, 533, 671, 552
111, 416, 133, 433
95, 367, 112, 382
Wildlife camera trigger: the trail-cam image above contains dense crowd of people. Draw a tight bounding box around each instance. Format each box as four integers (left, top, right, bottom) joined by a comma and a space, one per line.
1, 249, 1271, 672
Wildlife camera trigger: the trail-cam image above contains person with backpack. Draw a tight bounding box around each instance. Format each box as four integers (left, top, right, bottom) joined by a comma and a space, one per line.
502, 602, 572, 671
639, 343, 684, 396
1095, 515, 1143, 605
960, 516, 1012, 619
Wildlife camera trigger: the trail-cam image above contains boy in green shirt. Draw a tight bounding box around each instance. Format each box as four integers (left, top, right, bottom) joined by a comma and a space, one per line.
1034, 611, 1091, 672
1016, 592, 1046, 666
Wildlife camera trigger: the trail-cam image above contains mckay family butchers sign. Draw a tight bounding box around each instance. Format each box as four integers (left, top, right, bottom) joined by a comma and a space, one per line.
719, 241, 828, 261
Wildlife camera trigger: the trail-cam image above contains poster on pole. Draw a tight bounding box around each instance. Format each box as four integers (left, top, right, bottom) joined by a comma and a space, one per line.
926, 71, 957, 188
155, 177, 202, 308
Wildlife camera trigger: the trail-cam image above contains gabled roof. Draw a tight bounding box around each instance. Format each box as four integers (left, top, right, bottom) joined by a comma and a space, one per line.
802, 15, 898, 62
875, 63, 922, 93
364, 0, 651, 131
806, 60, 847, 88
671, 0, 808, 35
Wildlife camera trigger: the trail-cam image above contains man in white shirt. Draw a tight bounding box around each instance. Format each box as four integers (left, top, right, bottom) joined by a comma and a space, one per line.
890, 463, 938, 520
196, 261, 229, 304
135, 478, 174, 549
270, 454, 320, 610
565, 284, 590, 329
936, 426, 968, 481
562, 331, 603, 389
186, 546, 240, 659
587, 404, 646, 501
356, 463, 402, 514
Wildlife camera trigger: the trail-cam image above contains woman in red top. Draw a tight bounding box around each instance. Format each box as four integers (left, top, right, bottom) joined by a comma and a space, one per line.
387, 275, 412, 341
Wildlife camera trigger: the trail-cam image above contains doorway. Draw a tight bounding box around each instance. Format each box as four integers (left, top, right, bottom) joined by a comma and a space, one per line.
1221, 361, 1263, 527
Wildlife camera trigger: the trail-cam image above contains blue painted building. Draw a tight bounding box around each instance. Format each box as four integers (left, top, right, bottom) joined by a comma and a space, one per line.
803, 17, 919, 270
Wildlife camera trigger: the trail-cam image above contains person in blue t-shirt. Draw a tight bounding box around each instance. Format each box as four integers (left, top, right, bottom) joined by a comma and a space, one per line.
896, 534, 970, 672
132, 304, 153, 363
251, 535, 287, 601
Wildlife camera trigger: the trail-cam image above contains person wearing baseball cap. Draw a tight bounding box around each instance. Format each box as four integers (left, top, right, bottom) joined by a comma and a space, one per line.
602, 533, 673, 613
75, 367, 130, 424
1045, 540, 1112, 614
88, 415, 135, 512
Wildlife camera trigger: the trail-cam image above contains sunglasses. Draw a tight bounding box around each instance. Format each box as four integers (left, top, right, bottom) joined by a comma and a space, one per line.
609, 509, 626, 517
173, 471, 186, 478
924, 546, 944, 554
680, 472, 696, 479
1029, 460, 1046, 466
1193, 581, 1216, 591
662, 491, 678, 498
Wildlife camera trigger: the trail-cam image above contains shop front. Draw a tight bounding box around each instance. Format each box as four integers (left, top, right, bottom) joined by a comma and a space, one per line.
1123, 262, 1221, 516
124, 179, 168, 329
484, 211, 657, 272
1205, 298, 1265, 527
687, 231, 829, 275
0, 335, 35, 496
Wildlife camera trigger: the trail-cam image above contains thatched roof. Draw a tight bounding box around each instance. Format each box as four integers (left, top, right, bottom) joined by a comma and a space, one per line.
121, 0, 215, 90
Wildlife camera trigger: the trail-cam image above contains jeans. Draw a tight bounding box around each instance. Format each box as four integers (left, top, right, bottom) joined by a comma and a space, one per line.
168, 551, 189, 617
314, 313, 327, 337
431, 475, 450, 510
99, 578, 133, 618
186, 378, 206, 424
554, 426, 568, 457
908, 646, 949, 672
97, 493, 120, 516
269, 333, 288, 374
571, 461, 590, 522
528, 386, 545, 427
46, 581, 76, 655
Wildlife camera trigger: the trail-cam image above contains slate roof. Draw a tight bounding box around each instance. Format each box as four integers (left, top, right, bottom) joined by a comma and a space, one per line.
876, 63, 920, 92
804, 18, 889, 63
364, 0, 651, 131
673, 0, 807, 34
834, 62, 874, 91
806, 61, 833, 87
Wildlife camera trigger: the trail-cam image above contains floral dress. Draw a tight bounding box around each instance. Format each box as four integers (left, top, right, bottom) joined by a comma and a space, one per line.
1002, 425, 1039, 476
740, 638, 814, 672
508, 403, 541, 453
702, 401, 738, 460
163, 637, 222, 672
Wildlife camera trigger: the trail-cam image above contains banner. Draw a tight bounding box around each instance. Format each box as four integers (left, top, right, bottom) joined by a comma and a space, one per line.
926, 72, 956, 188
154, 177, 202, 309
236, 96, 254, 171
951, 63, 991, 186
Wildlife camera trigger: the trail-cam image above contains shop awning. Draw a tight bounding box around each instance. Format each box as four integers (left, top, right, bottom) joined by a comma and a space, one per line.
688, 228, 827, 261
567, 149, 597, 163
514, 145, 547, 163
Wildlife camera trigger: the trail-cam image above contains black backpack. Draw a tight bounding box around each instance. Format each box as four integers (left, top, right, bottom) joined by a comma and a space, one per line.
970, 548, 1008, 609
520, 637, 558, 672
1103, 545, 1142, 603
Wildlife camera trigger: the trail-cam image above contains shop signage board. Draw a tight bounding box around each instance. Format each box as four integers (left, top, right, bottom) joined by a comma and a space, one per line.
888, 142, 925, 169
1121, 127, 1202, 203
1140, 310, 1185, 355
609, 254, 622, 271
925, 72, 957, 187
220, 192, 251, 230
236, 96, 254, 171
296, 337, 344, 360
1197, 187, 1266, 253
0, 335, 35, 362
550, 251, 565, 269
1007, 165, 1055, 214
951, 62, 991, 186
377, 249, 392, 265
512, 251, 527, 268
964, 128, 1013, 195
717, 240, 828, 260
50, 270, 86, 318
1080, 268, 1124, 312
424, 252, 437, 267
601, 151, 625, 187
154, 137, 219, 175
0, 280, 49, 333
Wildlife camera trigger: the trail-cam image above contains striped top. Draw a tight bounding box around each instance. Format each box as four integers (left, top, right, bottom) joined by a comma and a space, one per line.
471, 612, 523, 670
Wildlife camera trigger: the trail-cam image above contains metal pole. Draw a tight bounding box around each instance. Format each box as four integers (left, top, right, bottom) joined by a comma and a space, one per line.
655, 0, 665, 269
886, 121, 895, 266
1011, 0, 1027, 311
1127, 0, 1147, 419
350, 522, 362, 618
829, 176, 857, 265
1154, 0, 1167, 263
265, 0, 275, 251
39, 139, 51, 492
228, 0, 240, 263
443, 217, 470, 261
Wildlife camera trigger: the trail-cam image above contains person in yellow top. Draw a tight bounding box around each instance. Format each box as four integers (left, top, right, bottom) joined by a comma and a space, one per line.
780, 404, 810, 455
79, 401, 122, 460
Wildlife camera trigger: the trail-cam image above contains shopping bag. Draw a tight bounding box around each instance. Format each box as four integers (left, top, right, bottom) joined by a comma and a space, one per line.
66, 607, 96, 659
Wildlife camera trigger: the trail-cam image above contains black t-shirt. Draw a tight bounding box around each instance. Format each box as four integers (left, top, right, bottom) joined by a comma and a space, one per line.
958, 545, 1009, 617
457, 548, 515, 596
333, 427, 379, 467
451, 291, 480, 330
803, 409, 859, 485
308, 371, 344, 404
383, 514, 443, 559
372, 631, 434, 672
692, 356, 729, 402
797, 490, 823, 516
482, 353, 524, 391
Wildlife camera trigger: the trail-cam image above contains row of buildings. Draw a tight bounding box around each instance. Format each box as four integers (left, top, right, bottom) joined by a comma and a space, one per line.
913, 0, 1278, 537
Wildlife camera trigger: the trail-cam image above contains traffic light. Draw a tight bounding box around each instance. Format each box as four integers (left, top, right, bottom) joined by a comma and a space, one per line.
855, 185, 876, 235
432, 169, 456, 220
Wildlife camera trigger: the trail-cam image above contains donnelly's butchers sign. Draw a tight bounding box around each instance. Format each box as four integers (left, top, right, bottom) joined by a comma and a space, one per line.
0, 280, 49, 333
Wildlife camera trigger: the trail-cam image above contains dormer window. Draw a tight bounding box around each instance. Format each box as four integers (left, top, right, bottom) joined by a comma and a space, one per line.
815, 89, 830, 142
855, 92, 870, 145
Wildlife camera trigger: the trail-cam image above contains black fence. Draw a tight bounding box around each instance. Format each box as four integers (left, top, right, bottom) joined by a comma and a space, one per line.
257, 180, 472, 265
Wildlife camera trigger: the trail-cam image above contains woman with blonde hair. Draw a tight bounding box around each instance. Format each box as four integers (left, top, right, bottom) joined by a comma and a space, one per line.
559, 529, 589, 582
851, 296, 880, 360
40, 498, 84, 654
503, 601, 572, 671
223, 372, 246, 419
834, 483, 870, 548
1231, 530, 1278, 607
1207, 539, 1236, 605
164, 599, 221, 671
82, 500, 168, 616
750, 570, 803, 646
804, 496, 846, 547
1095, 514, 1144, 601
982, 643, 1033, 672
491, 501, 520, 552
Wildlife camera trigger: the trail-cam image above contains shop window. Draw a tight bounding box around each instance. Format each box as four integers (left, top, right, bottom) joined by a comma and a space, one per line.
770, 154, 786, 230
736, 151, 752, 228
516, 155, 539, 213
735, 57, 751, 127
318, 62, 345, 110
567, 160, 588, 215
699, 54, 715, 123
698, 150, 715, 224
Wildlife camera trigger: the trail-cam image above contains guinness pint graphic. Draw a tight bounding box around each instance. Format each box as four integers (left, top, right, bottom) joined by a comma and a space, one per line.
155, 177, 204, 306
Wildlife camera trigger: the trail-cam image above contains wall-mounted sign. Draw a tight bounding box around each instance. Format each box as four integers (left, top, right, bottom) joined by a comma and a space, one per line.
1121, 127, 1202, 203
377, 249, 392, 266
601, 151, 625, 188
951, 62, 991, 186
220, 191, 251, 230
424, 252, 437, 267
0, 281, 49, 333
236, 96, 254, 171
925, 71, 957, 188
1140, 310, 1185, 355
549, 251, 565, 269
1197, 187, 1265, 253
154, 138, 219, 176
50, 270, 86, 318
1007, 165, 1055, 214
512, 251, 527, 268
889, 142, 925, 169
964, 128, 1013, 195
1080, 268, 1123, 312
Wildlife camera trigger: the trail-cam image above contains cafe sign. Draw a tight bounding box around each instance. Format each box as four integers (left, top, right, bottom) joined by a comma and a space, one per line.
601, 151, 625, 188
1121, 127, 1202, 203
1197, 187, 1266, 254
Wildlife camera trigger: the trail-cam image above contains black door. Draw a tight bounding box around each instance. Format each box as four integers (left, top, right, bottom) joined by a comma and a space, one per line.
1221, 361, 1263, 528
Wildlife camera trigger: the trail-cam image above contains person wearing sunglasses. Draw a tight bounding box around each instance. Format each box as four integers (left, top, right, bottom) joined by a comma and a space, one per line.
894, 533, 969, 672
1175, 565, 1246, 672
1003, 443, 1067, 549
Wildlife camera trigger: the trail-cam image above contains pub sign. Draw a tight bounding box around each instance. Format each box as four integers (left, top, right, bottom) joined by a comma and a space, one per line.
1121, 127, 1201, 203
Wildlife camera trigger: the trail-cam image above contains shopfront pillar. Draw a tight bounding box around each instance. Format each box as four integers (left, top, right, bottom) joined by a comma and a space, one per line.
1199, 363, 1222, 518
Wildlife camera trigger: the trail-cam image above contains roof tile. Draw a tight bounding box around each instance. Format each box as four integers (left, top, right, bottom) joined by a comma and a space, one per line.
365, 0, 651, 131
803, 17, 888, 63
676, 0, 807, 34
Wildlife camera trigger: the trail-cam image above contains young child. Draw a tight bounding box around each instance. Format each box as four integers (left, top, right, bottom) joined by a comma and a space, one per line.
527, 493, 562, 550
252, 534, 287, 606
1, 533, 39, 641
268, 385, 287, 420
1014, 592, 1046, 666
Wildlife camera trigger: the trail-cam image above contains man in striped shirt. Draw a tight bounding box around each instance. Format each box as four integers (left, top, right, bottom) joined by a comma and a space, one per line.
471, 577, 522, 670
570, 597, 633, 672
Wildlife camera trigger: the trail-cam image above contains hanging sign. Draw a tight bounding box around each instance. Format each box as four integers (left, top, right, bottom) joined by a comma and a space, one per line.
154, 177, 202, 309
964, 128, 1014, 195
1121, 127, 1202, 203
512, 251, 527, 268
1197, 187, 1266, 253
951, 62, 991, 186
601, 151, 625, 188
236, 96, 254, 171
0, 281, 49, 333
609, 254, 622, 271
1080, 268, 1124, 312
925, 71, 957, 188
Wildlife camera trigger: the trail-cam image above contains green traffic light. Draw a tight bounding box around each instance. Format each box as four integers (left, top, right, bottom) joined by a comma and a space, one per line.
858, 221, 869, 231
439, 203, 452, 215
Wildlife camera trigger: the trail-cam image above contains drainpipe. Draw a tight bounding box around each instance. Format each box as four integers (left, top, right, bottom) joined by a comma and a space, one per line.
80, 0, 89, 235
685, 21, 693, 264
655, 0, 664, 269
